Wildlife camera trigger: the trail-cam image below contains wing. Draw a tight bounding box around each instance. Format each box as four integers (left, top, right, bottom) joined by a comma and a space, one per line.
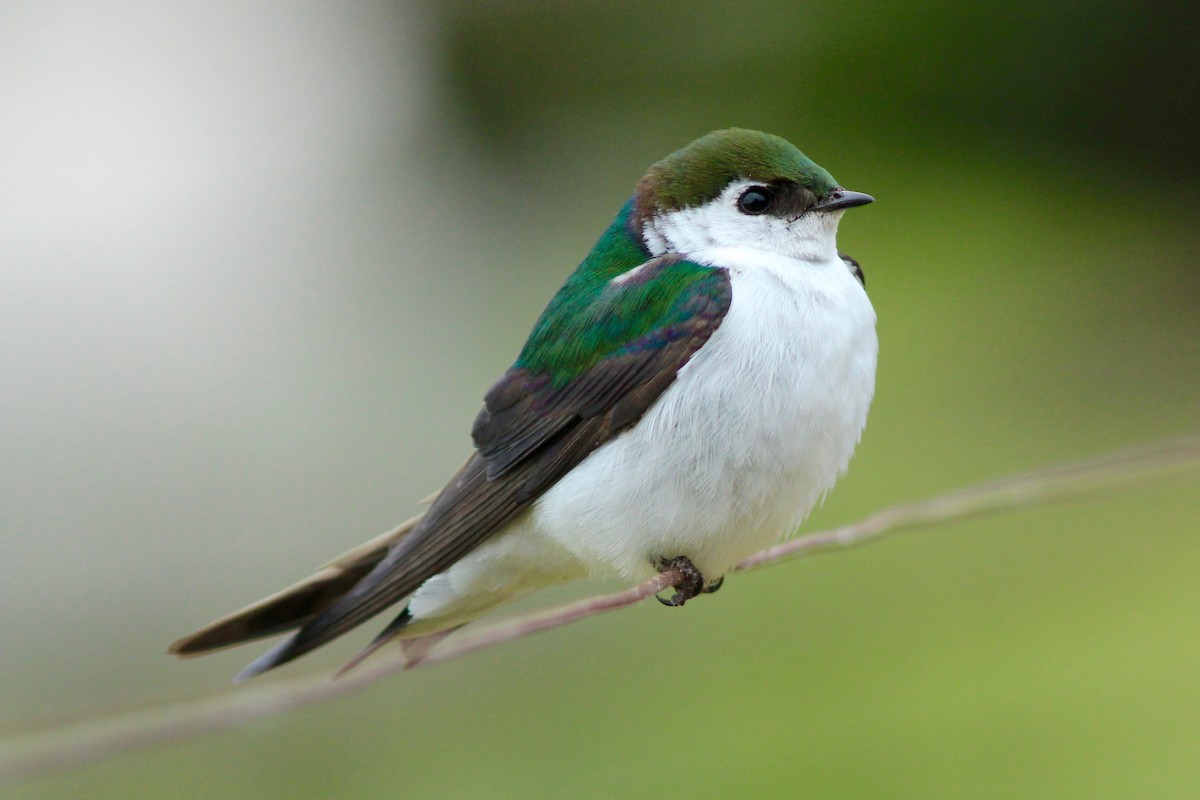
236, 255, 731, 677
839, 252, 865, 287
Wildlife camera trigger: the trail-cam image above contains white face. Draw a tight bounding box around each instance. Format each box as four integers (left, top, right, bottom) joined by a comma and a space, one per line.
641, 179, 844, 263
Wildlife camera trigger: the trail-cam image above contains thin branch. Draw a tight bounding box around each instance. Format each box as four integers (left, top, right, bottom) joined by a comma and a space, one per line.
3, 434, 1198, 786
736, 434, 1200, 569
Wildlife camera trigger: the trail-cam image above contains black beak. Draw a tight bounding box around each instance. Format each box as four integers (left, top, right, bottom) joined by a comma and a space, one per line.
815, 189, 874, 212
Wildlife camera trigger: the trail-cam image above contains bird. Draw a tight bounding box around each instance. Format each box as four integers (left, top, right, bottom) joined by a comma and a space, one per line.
168, 128, 878, 680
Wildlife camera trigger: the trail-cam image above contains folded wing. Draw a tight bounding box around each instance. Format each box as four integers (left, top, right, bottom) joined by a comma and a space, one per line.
192, 256, 732, 677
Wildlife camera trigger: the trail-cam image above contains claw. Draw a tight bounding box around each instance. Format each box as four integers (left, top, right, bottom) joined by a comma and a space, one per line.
653, 555, 706, 607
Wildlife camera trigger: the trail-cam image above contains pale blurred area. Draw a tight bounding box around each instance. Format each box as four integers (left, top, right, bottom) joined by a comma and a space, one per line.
0, 2, 462, 708
3, 2, 1199, 799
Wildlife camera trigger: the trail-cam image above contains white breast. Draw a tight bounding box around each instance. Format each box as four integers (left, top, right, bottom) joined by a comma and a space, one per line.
531, 247, 878, 580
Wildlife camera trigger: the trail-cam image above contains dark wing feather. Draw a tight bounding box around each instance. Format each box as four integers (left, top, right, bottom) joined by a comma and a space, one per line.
839, 252, 865, 287
236, 257, 731, 677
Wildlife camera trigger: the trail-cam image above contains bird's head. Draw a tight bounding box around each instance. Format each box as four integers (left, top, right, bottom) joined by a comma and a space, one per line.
633, 128, 872, 262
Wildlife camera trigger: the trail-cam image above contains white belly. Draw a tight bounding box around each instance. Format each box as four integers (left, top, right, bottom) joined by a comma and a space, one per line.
531, 246, 878, 580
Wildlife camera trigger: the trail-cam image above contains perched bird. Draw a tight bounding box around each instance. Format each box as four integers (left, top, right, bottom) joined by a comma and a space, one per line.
169, 128, 878, 679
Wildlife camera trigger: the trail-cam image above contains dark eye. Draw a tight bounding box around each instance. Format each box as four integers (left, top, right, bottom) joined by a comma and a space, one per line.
737, 186, 774, 215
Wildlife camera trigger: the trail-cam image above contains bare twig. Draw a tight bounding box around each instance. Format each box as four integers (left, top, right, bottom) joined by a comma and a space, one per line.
2, 434, 1198, 786
736, 434, 1200, 569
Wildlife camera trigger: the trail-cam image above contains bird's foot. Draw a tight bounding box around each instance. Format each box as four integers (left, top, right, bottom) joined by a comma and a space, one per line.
653, 555, 713, 607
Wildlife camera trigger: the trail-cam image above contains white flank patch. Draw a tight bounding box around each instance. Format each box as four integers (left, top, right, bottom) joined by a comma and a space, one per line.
609, 261, 655, 286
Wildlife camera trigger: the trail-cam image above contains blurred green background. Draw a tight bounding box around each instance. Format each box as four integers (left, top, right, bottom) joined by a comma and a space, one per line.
3, 1, 1198, 798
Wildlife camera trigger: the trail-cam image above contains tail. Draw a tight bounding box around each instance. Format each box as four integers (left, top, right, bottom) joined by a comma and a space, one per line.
167, 514, 422, 658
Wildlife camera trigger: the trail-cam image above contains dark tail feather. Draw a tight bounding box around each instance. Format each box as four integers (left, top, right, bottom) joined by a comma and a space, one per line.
223, 451, 503, 678
233, 632, 306, 682
231, 604, 411, 683
229, 543, 425, 679
235, 607, 412, 683
168, 515, 421, 658
333, 608, 414, 678
170, 562, 375, 657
